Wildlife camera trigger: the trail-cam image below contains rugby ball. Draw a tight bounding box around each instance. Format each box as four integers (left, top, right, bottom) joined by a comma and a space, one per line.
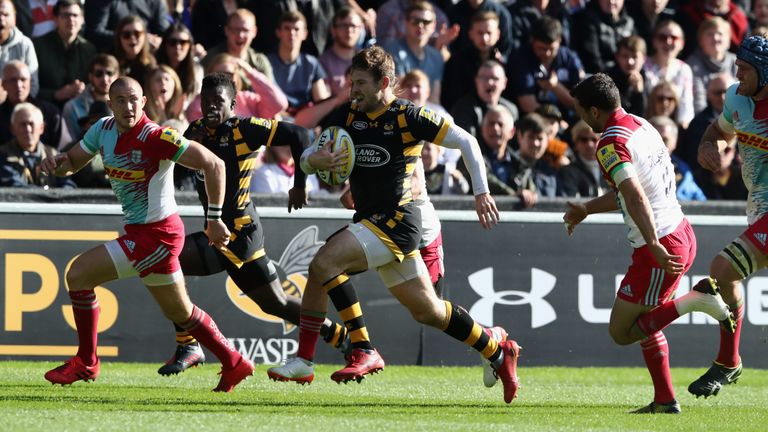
314, 126, 355, 186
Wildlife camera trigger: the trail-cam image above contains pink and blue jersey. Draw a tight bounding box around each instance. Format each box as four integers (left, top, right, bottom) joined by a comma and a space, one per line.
80, 113, 190, 225
719, 84, 768, 224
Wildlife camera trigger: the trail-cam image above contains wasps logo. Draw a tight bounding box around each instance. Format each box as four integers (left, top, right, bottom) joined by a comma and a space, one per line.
225, 226, 324, 334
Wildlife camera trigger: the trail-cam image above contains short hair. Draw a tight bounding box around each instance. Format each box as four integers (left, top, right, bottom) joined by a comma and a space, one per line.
278, 9, 307, 27
515, 113, 547, 135
470, 10, 499, 27
569, 120, 594, 143
400, 68, 429, 86
483, 104, 514, 126
530, 16, 562, 44
333, 5, 360, 26
570, 73, 621, 112
477, 59, 505, 73
53, 0, 81, 16
697, 16, 731, 40
648, 115, 679, 141
2, 60, 29, 78
406, 1, 434, 17
108, 76, 142, 97
351, 45, 396, 85
617, 35, 647, 56
202, 72, 237, 100
11, 102, 43, 125
89, 53, 119, 74
227, 8, 255, 26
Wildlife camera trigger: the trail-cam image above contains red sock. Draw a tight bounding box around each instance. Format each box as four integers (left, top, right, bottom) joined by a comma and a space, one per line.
69, 290, 99, 365
635, 301, 680, 336
640, 332, 675, 404
179, 306, 240, 369
297, 312, 325, 361
715, 302, 744, 367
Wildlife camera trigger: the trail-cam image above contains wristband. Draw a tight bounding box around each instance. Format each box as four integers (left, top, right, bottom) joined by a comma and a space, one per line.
207, 204, 222, 220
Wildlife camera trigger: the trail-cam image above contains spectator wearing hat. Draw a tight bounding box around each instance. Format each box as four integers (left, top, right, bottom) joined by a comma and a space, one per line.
62, 54, 119, 141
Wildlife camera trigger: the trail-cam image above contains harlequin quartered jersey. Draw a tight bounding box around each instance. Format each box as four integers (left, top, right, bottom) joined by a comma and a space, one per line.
719, 83, 768, 224
80, 113, 190, 225
595, 109, 683, 247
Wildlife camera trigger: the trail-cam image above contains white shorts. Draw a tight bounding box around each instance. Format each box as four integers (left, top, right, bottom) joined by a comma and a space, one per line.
105, 239, 184, 286
346, 223, 427, 288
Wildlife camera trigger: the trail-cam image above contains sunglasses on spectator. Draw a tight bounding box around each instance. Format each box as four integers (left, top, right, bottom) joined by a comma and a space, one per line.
408, 17, 434, 26
92, 69, 116, 78
166, 38, 191, 47
655, 33, 681, 42
121, 30, 144, 40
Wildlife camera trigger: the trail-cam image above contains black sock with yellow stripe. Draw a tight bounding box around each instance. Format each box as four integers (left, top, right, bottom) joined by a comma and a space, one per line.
322, 320, 349, 349
324, 273, 373, 351
173, 323, 198, 346
440, 301, 502, 363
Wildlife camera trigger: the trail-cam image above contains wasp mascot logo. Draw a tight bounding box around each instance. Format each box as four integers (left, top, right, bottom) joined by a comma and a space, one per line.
225, 226, 324, 334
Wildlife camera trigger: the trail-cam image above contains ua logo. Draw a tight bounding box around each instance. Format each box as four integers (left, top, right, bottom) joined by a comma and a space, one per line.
468, 267, 557, 329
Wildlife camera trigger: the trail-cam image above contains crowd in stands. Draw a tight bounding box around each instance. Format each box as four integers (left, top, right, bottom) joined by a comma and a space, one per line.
0, 0, 755, 205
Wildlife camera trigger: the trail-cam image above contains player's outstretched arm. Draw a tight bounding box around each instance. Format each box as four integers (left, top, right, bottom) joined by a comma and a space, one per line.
273, 122, 311, 212
41, 144, 94, 177
563, 191, 618, 235
698, 119, 736, 172
177, 141, 230, 249
618, 177, 683, 275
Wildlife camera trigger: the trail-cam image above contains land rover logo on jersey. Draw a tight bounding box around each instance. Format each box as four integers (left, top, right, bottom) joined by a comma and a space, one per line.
352, 120, 368, 130
225, 226, 324, 334
130, 150, 142, 164
356, 144, 390, 167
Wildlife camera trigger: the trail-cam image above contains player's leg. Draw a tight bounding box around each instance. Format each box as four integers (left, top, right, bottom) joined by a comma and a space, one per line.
386, 262, 520, 403
44, 243, 120, 385
268, 227, 368, 384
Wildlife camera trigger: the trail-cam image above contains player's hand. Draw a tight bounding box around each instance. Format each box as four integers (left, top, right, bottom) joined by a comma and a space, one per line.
475, 193, 499, 230
288, 187, 308, 213
41, 153, 68, 176
648, 241, 685, 275
340, 189, 355, 209
698, 140, 723, 172
563, 201, 588, 236
308, 143, 349, 172
519, 189, 538, 208
205, 219, 231, 250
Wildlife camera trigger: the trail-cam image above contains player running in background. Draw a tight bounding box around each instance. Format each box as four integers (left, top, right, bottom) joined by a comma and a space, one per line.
267, 46, 522, 404
564, 73, 734, 414
41, 77, 254, 392
157, 73, 349, 375
690, 34, 768, 398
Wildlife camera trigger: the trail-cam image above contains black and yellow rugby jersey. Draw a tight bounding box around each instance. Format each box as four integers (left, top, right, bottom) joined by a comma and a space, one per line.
323, 98, 451, 219
184, 116, 305, 227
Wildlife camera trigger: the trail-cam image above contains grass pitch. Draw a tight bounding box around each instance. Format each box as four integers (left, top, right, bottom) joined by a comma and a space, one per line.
0, 361, 766, 432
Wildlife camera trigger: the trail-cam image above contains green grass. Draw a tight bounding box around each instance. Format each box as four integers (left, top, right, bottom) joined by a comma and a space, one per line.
1, 361, 767, 431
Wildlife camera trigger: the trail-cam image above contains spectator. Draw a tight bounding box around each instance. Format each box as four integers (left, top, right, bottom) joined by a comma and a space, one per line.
250, 145, 321, 194
0, 60, 69, 149
0, 0, 39, 97
155, 23, 203, 109
448, 0, 513, 59
508, 0, 572, 55
535, 103, 571, 170
0, 102, 74, 188
189, 0, 242, 50
61, 100, 111, 188
421, 140, 469, 195
509, 15, 583, 120
113, 15, 157, 87
203, 9, 274, 87
607, 35, 649, 117
571, 0, 635, 74
33, 0, 95, 107
478, 104, 521, 198
683, 72, 734, 167
84, 0, 169, 52
693, 142, 748, 200
649, 115, 707, 201
676, 0, 748, 58
62, 54, 119, 141
384, 1, 444, 103
558, 120, 606, 197
626, 0, 676, 49
510, 112, 558, 200
451, 60, 517, 155
144, 65, 186, 126
646, 80, 681, 126
185, 53, 288, 121
249, 0, 339, 57
376, 0, 450, 48
686, 16, 737, 115
320, 7, 363, 97
441, 10, 503, 111
267, 10, 330, 115
751, 0, 768, 28
645, 20, 694, 128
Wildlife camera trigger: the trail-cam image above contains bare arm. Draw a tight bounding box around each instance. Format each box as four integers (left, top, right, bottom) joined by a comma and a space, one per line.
698, 120, 736, 172
311, 79, 331, 104
563, 190, 618, 235
41, 144, 95, 177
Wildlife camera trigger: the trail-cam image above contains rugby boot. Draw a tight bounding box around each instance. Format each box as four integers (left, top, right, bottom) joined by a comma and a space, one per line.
492, 339, 521, 403
158, 343, 206, 376
330, 348, 385, 383
213, 356, 254, 392
630, 400, 681, 414
688, 362, 743, 398
691, 277, 736, 333
482, 326, 508, 388
45, 356, 100, 385
267, 357, 315, 384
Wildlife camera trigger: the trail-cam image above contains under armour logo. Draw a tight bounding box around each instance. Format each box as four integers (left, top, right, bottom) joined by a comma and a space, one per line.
755, 232, 767, 246
468, 267, 557, 329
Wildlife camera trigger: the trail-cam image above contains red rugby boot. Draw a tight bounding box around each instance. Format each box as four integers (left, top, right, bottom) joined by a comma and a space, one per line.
330, 348, 385, 383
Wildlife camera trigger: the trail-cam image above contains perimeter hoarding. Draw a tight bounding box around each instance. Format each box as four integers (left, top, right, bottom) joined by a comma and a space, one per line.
0, 203, 766, 368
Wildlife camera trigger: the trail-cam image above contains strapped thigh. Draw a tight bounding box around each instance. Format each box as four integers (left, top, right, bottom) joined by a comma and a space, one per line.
719, 236, 760, 279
